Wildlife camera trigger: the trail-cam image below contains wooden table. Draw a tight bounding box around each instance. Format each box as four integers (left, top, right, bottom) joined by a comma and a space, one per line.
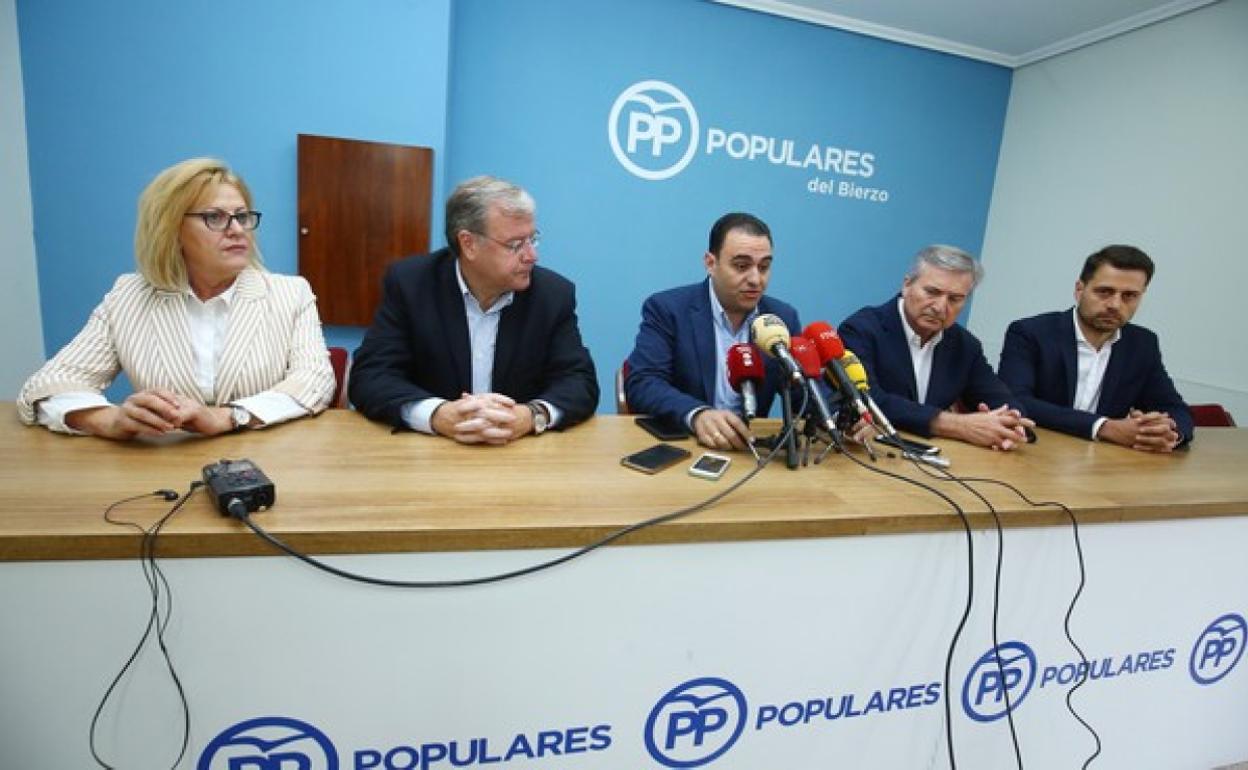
3, 407, 1246, 768
2, 409, 1246, 560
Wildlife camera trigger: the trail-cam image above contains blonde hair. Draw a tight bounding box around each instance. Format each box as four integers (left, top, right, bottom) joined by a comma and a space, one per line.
135, 158, 264, 290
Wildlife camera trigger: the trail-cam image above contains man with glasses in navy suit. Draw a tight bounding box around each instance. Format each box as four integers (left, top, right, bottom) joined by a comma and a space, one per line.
350, 176, 598, 444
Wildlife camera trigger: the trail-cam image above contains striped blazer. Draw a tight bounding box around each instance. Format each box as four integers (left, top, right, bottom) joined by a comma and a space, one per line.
17, 268, 335, 425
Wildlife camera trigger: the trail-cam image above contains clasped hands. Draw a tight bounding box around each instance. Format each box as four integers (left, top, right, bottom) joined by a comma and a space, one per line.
431, 392, 534, 445
932, 402, 1035, 451
1098, 409, 1181, 452
66, 388, 240, 440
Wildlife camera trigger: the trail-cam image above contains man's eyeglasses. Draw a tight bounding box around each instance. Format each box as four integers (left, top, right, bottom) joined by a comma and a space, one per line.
474, 229, 541, 255
185, 210, 263, 232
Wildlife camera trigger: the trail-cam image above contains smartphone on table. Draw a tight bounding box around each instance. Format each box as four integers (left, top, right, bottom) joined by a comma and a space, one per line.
621, 443, 692, 474
875, 434, 940, 456
688, 453, 731, 481
635, 415, 689, 441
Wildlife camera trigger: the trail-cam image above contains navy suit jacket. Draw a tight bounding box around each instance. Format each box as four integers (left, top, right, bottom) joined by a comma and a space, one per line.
624, 280, 801, 426
838, 297, 1019, 437
998, 309, 1193, 443
349, 248, 599, 429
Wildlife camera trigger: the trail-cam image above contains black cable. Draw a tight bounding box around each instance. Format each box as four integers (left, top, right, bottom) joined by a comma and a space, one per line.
905, 459, 1024, 769
228, 397, 810, 588
823, 436, 976, 770
914, 467, 1102, 769
90, 483, 200, 770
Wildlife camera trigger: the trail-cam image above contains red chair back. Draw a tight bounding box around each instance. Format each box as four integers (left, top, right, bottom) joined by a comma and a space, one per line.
328, 346, 350, 408
1190, 403, 1236, 427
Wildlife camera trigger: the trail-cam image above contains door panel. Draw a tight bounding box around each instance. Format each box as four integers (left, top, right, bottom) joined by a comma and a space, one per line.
298, 134, 432, 326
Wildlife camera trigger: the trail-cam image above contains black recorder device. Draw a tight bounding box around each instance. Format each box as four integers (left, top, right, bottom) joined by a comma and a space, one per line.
202, 458, 275, 516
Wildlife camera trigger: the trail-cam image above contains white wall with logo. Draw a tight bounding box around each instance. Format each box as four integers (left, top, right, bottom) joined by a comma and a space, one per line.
971, 0, 1248, 420
0, 0, 44, 398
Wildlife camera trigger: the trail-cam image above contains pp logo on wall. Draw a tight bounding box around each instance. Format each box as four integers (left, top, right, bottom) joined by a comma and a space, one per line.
1189, 613, 1246, 685
608, 80, 700, 181
199, 716, 337, 770
645, 677, 747, 767
961, 641, 1038, 722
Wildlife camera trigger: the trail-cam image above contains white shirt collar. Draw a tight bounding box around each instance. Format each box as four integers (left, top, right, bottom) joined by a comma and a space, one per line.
897, 296, 942, 350
1072, 306, 1121, 351
183, 278, 238, 307
456, 259, 514, 315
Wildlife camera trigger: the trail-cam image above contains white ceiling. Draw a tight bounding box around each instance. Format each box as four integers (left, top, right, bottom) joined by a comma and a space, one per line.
714, 0, 1221, 67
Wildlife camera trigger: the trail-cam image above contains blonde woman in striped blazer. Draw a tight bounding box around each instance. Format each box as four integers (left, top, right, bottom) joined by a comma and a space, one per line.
17, 158, 335, 439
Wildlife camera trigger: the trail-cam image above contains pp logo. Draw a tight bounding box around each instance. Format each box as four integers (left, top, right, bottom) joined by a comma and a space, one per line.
644, 677, 747, 768
608, 80, 700, 180
199, 716, 337, 770
1189, 613, 1247, 685
961, 641, 1038, 722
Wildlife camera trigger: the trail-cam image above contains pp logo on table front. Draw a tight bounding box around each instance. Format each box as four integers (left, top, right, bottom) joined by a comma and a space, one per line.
961, 641, 1038, 722
198, 716, 337, 770
645, 676, 747, 767
608, 80, 700, 181
1189, 612, 1247, 685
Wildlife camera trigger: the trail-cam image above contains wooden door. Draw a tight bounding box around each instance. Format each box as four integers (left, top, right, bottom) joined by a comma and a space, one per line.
298, 134, 432, 326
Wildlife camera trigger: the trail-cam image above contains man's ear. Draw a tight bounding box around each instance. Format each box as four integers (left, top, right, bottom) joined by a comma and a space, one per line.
456, 230, 476, 260
703, 251, 716, 274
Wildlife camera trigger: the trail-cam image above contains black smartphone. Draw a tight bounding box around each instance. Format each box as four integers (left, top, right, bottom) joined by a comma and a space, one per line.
621, 443, 692, 474
635, 415, 689, 441
875, 434, 941, 456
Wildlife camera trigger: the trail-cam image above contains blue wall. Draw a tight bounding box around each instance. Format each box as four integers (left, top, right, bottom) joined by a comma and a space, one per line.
446, 0, 1011, 405
19, 0, 1009, 412
18, 0, 452, 375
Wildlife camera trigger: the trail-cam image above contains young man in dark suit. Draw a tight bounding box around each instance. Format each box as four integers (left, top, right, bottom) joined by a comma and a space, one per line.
350, 176, 598, 444
998, 245, 1192, 451
839, 245, 1033, 450
624, 212, 801, 452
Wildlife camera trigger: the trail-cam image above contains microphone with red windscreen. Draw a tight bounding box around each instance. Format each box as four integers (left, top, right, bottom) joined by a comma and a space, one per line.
803, 321, 872, 426
726, 343, 764, 421
790, 335, 837, 434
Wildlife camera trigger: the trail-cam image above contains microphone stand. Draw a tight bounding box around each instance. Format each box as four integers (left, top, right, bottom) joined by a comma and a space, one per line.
779, 386, 799, 470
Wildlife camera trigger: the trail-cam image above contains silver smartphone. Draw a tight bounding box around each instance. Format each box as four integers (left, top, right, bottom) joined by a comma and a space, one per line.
875, 434, 940, 456
688, 453, 731, 480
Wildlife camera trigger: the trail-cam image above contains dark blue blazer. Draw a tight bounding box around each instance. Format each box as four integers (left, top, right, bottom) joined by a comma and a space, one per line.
624, 280, 801, 425
838, 297, 1019, 437
349, 248, 599, 429
998, 309, 1193, 443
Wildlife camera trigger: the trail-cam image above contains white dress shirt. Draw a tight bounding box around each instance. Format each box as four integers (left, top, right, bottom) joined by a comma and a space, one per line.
402, 261, 560, 433
897, 297, 942, 404
1072, 307, 1121, 439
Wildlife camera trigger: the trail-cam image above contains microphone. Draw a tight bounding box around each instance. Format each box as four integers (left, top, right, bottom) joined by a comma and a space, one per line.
802, 321, 871, 425
790, 336, 838, 434
726, 343, 764, 421
751, 314, 802, 383
841, 348, 899, 438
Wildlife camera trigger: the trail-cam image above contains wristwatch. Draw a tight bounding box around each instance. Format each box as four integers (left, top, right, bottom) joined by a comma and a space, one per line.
527, 402, 549, 435
230, 405, 251, 432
